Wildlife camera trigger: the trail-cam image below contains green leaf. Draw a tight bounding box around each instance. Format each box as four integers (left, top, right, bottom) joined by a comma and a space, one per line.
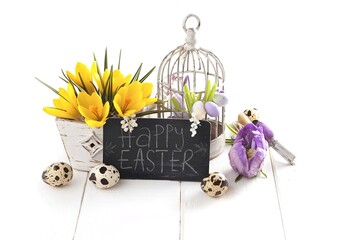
131, 63, 143, 82
235, 174, 243, 182
78, 73, 88, 93
139, 66, 156, 83
136, 109, 172, 117
59, 77, 69, 85
183, 84, 192, 112
63, 76, 82, 93
207, 83, 217, 102
60, 69, 74, 83
155, 99, 168, 105
59, 70, 69, 84
102, 69, 112, 100
90, 81, 99, 95
44, 107, 68, 112
69, 81, 78, 97
93, 53, 102, 78
104, 47, 108, 70
225, 139, 235, 144
184, 94, 191, 112
204, 80, 211, 102
197, 92, 202, 101
171, 97, 181, 111
108, 65, 114, 97
35, 77, 68, 101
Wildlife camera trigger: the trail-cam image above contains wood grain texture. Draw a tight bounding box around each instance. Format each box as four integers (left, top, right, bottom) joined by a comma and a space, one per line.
74, 179, 181, 240
56, 118, 103, 172
2, 170, 88, 240
270, 141, 340, 240
180, 147, 285, 240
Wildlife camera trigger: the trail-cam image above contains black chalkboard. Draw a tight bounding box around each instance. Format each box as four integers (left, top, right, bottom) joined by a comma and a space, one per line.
103, 118, 210, 181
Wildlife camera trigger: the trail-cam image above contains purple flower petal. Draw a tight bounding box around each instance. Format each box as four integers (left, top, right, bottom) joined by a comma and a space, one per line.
213, 93, 228, 107
255, 121, 274, 142
183, 75, 190, 88
205, 101, 220, 117
228, 123, 268, 178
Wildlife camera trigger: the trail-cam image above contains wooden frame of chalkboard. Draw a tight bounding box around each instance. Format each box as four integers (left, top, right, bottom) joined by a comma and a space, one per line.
103, 118, 210, 181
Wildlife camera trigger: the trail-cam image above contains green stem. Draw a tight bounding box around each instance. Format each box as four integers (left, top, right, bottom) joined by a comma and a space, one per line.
226, 123, 238, 135
135, 109, 172, 117
235, 174, 243, 182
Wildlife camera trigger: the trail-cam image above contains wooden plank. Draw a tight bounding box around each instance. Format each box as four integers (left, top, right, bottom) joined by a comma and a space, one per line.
2, 171, 88, 240
270, 140, 340, 240
180, 147, 285, 240
74, 179, 180, 240
0, 126, 88, 240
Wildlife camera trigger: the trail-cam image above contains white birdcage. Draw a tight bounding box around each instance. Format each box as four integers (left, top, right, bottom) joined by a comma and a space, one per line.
157, 14, 226, 159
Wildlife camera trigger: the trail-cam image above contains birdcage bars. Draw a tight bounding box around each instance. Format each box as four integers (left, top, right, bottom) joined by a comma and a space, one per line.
157, 14, 226, 158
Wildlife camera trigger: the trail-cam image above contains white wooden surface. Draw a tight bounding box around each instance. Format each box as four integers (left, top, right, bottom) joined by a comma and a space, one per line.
75, 179, 180, 240
181, 148, 285, 240
1, 0, 340, 239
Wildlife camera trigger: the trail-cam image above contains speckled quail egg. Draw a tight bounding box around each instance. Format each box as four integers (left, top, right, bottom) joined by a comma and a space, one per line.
42, 162, 73, 187
89, 164, 120, 189
243, 108, 259, 123
201, 172, 229, 197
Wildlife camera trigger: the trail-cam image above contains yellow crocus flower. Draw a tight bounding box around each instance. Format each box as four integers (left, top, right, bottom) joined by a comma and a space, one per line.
112, 70, 132, 93
93, 69, 131, 96
77, 92, 109, 128
66, 62, 96, 94
113, 81, 157, 117
43, 83, 82, 120
93, 68, 110, 94
141, 82, 157, 104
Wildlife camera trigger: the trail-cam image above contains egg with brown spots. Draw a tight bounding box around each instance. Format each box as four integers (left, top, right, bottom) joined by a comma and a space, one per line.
89, 164, 120, 189
42, 162, 73, 187
201, 172, 229, 197
243, 108, 259, 123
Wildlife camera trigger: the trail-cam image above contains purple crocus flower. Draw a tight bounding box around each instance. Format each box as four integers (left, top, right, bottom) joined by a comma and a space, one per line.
183, 75, 190, 89
254, 121, 274, 143
228, 123, 268, 178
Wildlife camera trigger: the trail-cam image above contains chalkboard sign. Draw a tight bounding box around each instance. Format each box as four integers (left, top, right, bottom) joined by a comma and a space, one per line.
103, 118, 210, 181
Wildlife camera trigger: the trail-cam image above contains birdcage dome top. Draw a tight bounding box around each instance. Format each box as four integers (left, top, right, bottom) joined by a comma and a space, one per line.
157, 14, 225, 96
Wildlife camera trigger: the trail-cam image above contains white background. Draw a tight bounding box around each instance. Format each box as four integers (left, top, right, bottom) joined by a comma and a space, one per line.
1, 0, 339, 239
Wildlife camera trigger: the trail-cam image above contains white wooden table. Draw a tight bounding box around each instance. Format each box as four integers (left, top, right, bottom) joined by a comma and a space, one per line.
3, 110, 340, 240
2, 114, 340, 240
2, 128, 291, 240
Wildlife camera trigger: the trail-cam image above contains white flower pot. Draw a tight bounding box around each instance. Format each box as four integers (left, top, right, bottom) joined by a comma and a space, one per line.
56, 118, 103, 172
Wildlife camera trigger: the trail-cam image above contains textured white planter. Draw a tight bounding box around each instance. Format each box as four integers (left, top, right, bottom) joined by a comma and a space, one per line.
56, 118, 103, 172
56, 118, 225, 172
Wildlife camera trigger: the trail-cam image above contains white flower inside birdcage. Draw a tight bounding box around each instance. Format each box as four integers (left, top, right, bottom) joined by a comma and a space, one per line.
157, 14, 227, 159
